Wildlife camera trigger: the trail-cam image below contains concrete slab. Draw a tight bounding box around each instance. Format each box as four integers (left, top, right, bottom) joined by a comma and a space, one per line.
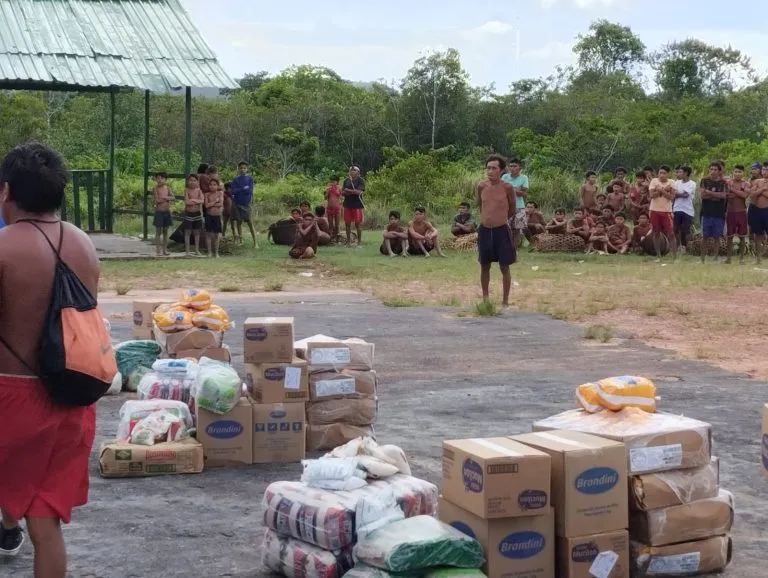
4, 295, 765, 577
90, 233, 190, 260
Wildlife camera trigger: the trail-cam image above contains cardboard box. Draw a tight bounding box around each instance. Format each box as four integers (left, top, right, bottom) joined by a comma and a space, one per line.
253, 402, 306, 463
309, 369, 377, 401
195, 398, 253, 467
132, 300, 163, 339
154, 326, 223, 355
558, 530, 629, 578
98, 438, 204, 478
244, 317, 294, 363
442, 438, 550, 519
307, 397, 377, 427
629, 490, 733, 547
245, 358, 309, 403
763, 403, 768, 479
533, 409, 712, 475
307, 423, 374, 452
630, 536, 732, 577
173, 346, 232, 363
630, 458, 719, 511
510, 430, 627, 538
439, 498, 555, 578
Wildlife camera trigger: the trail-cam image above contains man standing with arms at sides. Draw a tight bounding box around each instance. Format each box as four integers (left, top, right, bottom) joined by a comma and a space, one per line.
648, 165, 678, 261
501, 158, 528, 248
699, 162, 729, 263
477, 155, 516, 307
230, 161, 258, 248
0, 143, 99, 577
342, 166, 365, 247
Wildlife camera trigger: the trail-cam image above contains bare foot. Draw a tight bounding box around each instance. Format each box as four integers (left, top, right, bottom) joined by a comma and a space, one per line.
438, 252, 446, 257
389, 253, 396, 258
401, 252, 409, 258
424, 253, 431, 258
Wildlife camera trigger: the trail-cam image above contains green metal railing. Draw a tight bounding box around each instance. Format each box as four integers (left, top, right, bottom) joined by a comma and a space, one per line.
61, 169, 113, 232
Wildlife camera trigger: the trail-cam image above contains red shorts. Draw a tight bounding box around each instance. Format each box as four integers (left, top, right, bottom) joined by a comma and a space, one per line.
726, 211, 748, 236
0, 375, 96, 523
344, 207, 363, 224
325, 205, 341, 217
649, 211, 673, 234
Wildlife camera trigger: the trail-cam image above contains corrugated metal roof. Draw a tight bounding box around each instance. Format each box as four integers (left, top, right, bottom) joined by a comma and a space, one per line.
0, 0, 238, 91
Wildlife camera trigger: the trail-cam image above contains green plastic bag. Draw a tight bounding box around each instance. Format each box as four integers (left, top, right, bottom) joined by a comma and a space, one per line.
353, 516, 485, 573
193, 358, 241, 415
114, 340, 162, 377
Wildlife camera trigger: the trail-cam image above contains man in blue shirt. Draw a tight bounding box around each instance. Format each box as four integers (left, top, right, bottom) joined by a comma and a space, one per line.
230, 161, 257, 247
501, 158, 529, 248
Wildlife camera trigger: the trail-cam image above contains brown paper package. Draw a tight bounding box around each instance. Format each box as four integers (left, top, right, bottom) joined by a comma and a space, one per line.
307, 397, 377, 426
631, 536, 732, 577
630, 458, 719, 511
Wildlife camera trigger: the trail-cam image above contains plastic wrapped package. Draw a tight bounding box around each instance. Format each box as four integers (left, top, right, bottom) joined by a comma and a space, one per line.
193, 358, 241, 415
353, 516, 485, 573
310, 370, 377, 401
114, 340, 162, 378
295, 334, 375, 372
262, 474, 439, 550
630, 489, 734, 547
192, 305, 233, 331
138, 372, 195, 410
124, 365, 152, 393
262, 529, 354, 578
631, 536, 732, 577
576, 376, 657, 413
130, 410, 189, 445
301, 458, 368, 491
631, 458, 719, 511
180, 288, 213, 310
117, 399, 194, 442
308, 424, 375, 452
155, 302, 187, 314
152, 358, 197, 376
342, 565, 418, 577
533, 408, 712, 474
153, 309, 194, 333
325, 438, 411, 477
307, 398, 377, 427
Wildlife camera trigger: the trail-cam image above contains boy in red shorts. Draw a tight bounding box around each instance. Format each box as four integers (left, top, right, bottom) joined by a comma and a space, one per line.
342, 166, 365, 246
324, 175, 341, 239
726, 164, 749, 264
648, 165, 677, 260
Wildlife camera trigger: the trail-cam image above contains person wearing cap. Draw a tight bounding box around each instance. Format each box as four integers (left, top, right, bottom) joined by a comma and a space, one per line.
342, 166, 365, 246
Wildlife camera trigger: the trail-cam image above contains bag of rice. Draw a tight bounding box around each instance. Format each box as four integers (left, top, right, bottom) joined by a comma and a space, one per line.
192, 305, 233, 331
153, 309, 194, 333
262, 529, 353, 578
193, 357, 241, 415
353, 516, 484, 573
130, 410, 189, 445
117, 399, 193, 441
180, 288, 212, 310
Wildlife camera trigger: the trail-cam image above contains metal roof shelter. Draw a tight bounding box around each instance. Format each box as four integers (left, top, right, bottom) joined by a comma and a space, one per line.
0, 0, 238, 235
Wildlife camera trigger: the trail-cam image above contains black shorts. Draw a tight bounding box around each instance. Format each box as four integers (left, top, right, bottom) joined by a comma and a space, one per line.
183, 212, 203, 231
750, 206, 768, 236
153, 211, 172, 228
407, 238, 434, 255
379, 239, 404, 255
232, 204, 251, 222
478, 224, 516, 266
205, 215, 222, 234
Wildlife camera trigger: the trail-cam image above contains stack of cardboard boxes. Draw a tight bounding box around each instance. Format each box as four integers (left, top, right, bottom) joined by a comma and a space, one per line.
295, 335, 377, 452
438, 438, 554, 578
132, 300, 163, 340
534, 409, 733, 577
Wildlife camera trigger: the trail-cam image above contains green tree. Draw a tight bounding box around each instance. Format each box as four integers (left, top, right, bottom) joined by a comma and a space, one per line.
271, 127, 319, 179
573, 20, 646, 75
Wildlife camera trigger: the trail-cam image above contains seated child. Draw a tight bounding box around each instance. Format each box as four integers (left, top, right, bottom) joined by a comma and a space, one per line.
546, 209, 568, 234
567, 207, 591, 242
299, 200, 311, 215
524, 201, 547, 241
586, 222, 610, 254
289, 212, 319, 259
380, 210, 409, 257
590, 194, 607, 218
451, 201, 477, 237
607, 213, 631, 254
631, 213, 652, 254
290, 208, 302, 223
314, 206, 332, 245
408, 206, 445, 257
598, 207, 615, 228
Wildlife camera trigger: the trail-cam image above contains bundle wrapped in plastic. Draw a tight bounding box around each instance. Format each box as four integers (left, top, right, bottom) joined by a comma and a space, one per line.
138, 372, 195, 409
353, 516, 485, 573
193, 357, 241, 415
180, 288, 212, 310
324, 437, 411, 479
129, 410, 189, 445
263, 474, 439, 550
125, 365, 153, 393
576, 376, 657, 413
153, 309, 194, 333
302, 458, 368, 491
344, 567, 486, 578
262, 529, 353, 578
114, 340, 162, 378
117, 399, 194, 442
192, 305, 233, 331
152, 358, 197, 376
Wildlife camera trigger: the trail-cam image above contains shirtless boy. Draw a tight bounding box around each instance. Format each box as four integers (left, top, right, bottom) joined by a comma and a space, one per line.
381, 210, 409, 257
0, 143, 101, 576
325, 175, 342, 238
289, 213, 319, 259
607, 213, 631, 254
524, 201, 546, 241
314, 206, 331, 245
477, 155, 516, 306
204, 177, 224, 258
598, 207, 615, 228
580, 171, 598, 213
590, 193, 607, 218
567, 207, 591, 242
726, 164, 749, 264
183, 174, 204, 256
609, 167, 631, 196
408, 207, 445, 257
606, 182, 626, 214
630, 171, 650, 222
631, 213, 652, 254
152, 171, 173, 256
546, 209, 568, 234
586, 223, 610, 254
749, 164, 768, 264
452, 201, 477, 237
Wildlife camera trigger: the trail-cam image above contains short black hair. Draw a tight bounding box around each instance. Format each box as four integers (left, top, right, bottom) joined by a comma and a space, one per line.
596, 193, 607, 199
206, 165, 218, 174
635, 171, 646, 179
314, 205, 325, 217
389, 210, 401, 220
208, 177, 220, 186
643, 165, 653, 172
763, 161, 768, 167
615, 167, 627, 174
734, 164, 745, 171
603, 206, 614, 213
238, 161, 248, 168
291, 208, 301, 215
638, 212, 649, 219
678, 165, 692, 176
616, 213, 627, 220
299, 199, 310, 207
155, 171, 168, 179
585, 171, 596, 178
459, 201, 470, 209
197, 163, 209, 174
414, 206, 426, 214
526, 200, 538, 209
187, 173, 198, 183
575, 206, 586, 213
555, 208, 566, 214
485, 154, 506, 169
330, 175, 340, 182
224, 181, 232, 190
302, 212, 314, 219
708, 162, 720, 170
507, 157, 522, 166
659, 165, 671, 173
0, 142, 67, 214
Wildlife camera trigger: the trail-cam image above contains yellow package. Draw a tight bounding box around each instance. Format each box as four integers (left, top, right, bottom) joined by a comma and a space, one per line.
153, 309, 193, 333
155, 302, 188, 315
192, 305, 232, 331
576, 383, 604, 413
180, 289, 212, 311
577, 375, 656, 413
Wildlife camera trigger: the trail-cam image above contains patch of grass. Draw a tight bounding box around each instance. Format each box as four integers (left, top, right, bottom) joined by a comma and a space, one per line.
382, 296, 422, 308
695, 345, 714, 359
474, 299, 499, 317
263, 279, 283, 292
673, 303, 692, 316
218, 284, 241, 293
115, 282, 133, 296
440, 296, 461, 307
644, 301, 662, 317
584, 324, 614, 343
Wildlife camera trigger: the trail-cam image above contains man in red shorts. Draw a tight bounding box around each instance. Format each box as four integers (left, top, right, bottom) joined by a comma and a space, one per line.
342, 166, 365, 246
0, 143, 99, 577
726, 164, 749, 264
648, 165, 678, 260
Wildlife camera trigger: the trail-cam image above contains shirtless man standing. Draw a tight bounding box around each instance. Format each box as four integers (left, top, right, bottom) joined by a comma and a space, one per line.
477, 155, 516, 306
0, 143, 99, 577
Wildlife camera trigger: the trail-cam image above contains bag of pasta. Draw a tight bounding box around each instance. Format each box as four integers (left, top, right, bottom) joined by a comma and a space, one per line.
153, 309, 193, 333
576, 375, 657, 413
180, 289, 212, 311
192, 305, 233, 331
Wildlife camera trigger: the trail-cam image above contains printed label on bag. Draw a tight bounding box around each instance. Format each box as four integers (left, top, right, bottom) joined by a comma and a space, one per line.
284, 367, 302, 390
589, 550, 619, 578
310, 347, 351, 364
646, 553, 701, 575
629, 444, 683, 472
315, 378, 356, 397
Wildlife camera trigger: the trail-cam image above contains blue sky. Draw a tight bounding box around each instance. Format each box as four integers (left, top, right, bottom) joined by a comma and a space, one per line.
181, 0, 767, 90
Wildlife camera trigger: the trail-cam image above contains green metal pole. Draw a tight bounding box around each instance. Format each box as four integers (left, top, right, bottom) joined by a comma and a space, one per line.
143, 90, 150, 241
184, 86, 192, 176
108, 89, 116, 232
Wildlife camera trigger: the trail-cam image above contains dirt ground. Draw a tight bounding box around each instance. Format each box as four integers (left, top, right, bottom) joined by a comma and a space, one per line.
3, 290, 766, 577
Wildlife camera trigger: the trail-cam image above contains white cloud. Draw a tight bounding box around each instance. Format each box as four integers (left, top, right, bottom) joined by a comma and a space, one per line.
541, 0, 620, 8
473, 21, 515, 36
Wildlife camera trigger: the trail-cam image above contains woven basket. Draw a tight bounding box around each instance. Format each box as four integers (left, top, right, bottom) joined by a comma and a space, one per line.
531, 234, 586, 253
452, 233, 478, 252
686, 234, 727, 257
